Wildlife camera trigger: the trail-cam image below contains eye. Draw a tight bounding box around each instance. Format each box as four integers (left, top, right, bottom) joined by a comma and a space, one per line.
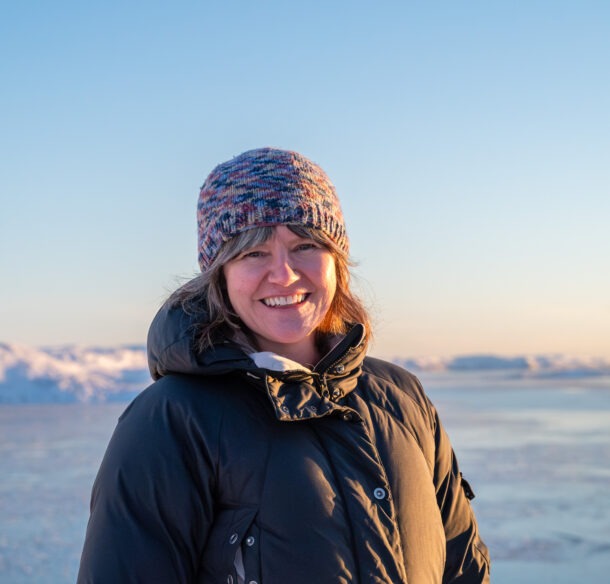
294, 242, 319, 252
235, 249, 266, 260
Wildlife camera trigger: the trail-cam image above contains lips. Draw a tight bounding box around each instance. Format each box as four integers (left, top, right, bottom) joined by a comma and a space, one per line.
261, 293, 308, 307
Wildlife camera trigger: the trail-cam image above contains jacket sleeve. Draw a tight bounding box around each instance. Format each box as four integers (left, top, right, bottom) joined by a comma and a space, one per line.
429, 400, 491, 584
77, 378, 218, 583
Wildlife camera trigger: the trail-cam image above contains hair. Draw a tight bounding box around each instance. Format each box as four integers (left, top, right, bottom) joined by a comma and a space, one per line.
169, 225, 371, 355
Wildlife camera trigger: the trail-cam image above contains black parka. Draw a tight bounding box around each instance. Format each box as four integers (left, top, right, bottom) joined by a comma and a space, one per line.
78, 303, 490, 583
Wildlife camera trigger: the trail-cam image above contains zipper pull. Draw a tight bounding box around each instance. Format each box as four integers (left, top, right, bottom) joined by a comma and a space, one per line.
318, 374, 330, 398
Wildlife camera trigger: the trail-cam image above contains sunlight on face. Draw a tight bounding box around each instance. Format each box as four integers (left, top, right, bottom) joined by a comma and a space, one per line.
223, 226, 337, 364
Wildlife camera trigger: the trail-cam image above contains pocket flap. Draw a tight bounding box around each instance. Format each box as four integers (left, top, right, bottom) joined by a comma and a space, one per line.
199, 507, 258, 580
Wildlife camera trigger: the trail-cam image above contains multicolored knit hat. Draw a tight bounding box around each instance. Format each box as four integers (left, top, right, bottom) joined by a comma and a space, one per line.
197, 147, 348, 271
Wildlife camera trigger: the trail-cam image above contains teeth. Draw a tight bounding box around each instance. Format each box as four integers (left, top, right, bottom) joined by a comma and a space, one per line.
262, 294, 306, 307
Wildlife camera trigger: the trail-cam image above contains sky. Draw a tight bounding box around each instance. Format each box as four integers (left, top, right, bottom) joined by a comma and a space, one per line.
1, 0, 609, 359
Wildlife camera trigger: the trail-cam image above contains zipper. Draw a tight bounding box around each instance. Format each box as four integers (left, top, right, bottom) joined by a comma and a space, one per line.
317, 374, 330, 398
314, 323, 365, 375
312, 324, 365, 401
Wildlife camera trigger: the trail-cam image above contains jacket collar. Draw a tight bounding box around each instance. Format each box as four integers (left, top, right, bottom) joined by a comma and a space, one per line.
257, 324, 366, 422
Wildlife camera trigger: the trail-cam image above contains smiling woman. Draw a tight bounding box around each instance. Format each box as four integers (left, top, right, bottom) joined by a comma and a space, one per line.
77, 148, 490, 583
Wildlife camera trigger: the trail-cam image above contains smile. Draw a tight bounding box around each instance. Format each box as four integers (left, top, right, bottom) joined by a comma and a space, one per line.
261, 294, 308, 307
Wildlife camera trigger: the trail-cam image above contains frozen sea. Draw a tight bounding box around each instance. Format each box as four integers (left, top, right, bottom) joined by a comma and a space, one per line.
1, 372, 609, 583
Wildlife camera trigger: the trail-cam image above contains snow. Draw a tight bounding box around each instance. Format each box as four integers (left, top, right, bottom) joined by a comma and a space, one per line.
396, 353, 610, 377
1, 342, 609, 404
0, 343, 150, 403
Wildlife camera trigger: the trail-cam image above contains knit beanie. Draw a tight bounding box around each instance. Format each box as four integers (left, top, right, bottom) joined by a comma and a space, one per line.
197, 147, 348, 271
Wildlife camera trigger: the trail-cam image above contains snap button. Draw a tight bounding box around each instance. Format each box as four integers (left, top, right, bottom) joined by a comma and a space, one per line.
332, 388, 342, 399
342, 412, 352, 422
373, 487, 387, 500
228, 533, 238, 544
227, 576, 234, 584
245, 535, 255, 546
281, 405, 289, 413
334, 364, 345, 374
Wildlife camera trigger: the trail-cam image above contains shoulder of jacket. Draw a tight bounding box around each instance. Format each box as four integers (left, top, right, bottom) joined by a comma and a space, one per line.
361, 356, 433, 413
362, 356, 424, 393
145, 372, 227, 397
123, 373, 237, 421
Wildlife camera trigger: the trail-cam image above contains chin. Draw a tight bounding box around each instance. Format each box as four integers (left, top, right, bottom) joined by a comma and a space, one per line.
256, 328, 315, 347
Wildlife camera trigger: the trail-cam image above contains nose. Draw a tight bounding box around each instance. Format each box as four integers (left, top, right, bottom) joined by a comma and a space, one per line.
266, 252, 300, 286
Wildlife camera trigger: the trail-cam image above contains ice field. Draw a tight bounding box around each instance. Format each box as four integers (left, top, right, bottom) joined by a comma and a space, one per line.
1, 372, 609, 583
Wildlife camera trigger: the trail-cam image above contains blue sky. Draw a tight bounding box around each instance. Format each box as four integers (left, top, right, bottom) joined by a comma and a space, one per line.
1, 1, 609, 358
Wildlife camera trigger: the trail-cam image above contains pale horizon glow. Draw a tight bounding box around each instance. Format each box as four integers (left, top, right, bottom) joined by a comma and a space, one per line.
1, 2, 608, 359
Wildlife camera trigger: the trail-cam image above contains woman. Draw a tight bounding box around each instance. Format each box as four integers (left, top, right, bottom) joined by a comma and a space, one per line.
78, 148, 490, 583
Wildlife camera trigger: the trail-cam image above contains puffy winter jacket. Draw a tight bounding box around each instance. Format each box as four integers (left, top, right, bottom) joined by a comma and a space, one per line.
78, 303, 490, 583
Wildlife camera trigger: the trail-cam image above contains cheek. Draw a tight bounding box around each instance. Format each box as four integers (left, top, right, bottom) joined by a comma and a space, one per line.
225, 284, 239, 312
322, 259, 338, 304
223, 266, 247, 312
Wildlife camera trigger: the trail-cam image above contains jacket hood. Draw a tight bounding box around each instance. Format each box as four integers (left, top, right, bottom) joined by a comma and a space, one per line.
147, 300, 253, 380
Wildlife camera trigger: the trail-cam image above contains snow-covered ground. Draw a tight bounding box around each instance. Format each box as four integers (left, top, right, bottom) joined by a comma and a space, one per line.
1, 345, 609, 582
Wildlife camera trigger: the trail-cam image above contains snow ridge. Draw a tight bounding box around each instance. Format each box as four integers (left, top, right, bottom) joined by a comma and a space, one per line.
0, 343, 150, 403
1, 343, 609, 403
395, 353, 610, 377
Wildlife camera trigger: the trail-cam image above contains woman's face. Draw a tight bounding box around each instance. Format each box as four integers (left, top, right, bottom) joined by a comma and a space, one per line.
223, 225, 337, 364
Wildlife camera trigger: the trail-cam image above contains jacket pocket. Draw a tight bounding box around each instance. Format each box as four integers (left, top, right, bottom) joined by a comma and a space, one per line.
199, 506, 261, 583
